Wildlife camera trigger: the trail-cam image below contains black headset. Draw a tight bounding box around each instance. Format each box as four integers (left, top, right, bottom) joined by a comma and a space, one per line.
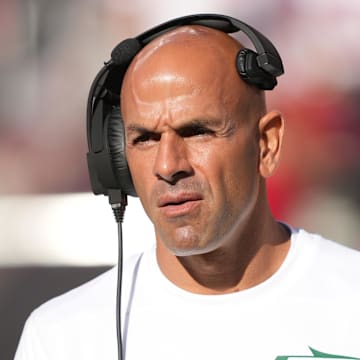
86, 13, 284, 200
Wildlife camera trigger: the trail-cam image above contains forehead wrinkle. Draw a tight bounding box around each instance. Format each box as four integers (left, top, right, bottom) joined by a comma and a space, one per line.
126, 115, 236, 139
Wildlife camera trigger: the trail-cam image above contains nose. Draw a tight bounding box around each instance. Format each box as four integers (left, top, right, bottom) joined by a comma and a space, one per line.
153, 132, 193, 184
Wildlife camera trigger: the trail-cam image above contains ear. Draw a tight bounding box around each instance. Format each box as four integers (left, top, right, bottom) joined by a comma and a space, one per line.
258, 110, 284, 178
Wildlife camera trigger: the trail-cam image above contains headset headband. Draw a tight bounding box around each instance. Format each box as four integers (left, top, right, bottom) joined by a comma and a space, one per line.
136, 14, 283, 76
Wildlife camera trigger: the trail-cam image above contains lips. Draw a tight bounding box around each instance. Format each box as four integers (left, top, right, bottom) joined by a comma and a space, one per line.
157, 193, 202, 218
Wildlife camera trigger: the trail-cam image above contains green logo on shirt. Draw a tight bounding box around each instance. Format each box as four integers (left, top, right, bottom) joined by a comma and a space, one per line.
275, 347, 360, 359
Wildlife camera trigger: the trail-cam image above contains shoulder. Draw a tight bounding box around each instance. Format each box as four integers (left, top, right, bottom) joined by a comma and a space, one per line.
293, 227, 360, 263
291, 227, 360, 295
30, 251, 144, 325
15, 253, 146, 359
36, 267, 116, 316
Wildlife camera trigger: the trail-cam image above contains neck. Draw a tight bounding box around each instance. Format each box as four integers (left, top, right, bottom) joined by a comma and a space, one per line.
156, 199, 290, 295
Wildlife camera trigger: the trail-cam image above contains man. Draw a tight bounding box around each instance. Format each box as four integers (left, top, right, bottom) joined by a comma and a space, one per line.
15, 18, 360, 360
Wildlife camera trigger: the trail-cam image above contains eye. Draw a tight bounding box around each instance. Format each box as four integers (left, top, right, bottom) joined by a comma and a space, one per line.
132, 132, 160, 145
179, 125, 214, 138
133, 133, 150, 144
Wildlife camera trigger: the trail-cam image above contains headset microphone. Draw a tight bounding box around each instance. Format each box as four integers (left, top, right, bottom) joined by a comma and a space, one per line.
85, 13, 284, 360
111, 39, 142, 66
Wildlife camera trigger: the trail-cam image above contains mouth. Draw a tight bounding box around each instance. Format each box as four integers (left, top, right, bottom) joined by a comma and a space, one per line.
158, 193, 202, 218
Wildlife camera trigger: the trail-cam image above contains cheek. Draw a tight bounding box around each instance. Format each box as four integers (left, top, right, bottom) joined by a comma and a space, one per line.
188, 137, 258, 191
127, 150, 154, 201
215, 139, 260, 203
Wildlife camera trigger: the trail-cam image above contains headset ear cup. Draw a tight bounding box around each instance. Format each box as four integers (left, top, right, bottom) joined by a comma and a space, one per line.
236, 48, 277, 90
107, 107, 137, 197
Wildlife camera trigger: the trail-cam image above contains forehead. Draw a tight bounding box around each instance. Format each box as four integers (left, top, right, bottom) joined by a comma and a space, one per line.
120, 26, 246, 122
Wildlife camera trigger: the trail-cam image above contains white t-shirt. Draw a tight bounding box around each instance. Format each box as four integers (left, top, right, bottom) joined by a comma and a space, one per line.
15, 228, 360, 360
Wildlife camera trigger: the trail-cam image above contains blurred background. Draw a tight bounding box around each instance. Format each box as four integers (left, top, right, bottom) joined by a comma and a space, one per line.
0, 0, 359, 358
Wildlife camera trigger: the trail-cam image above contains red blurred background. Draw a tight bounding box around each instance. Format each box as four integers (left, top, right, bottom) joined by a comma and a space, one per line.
1, 0, 359, 248
0, 2, 359, 359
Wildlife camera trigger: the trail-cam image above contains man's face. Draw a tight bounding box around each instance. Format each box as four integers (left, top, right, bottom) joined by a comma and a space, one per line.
121, 32, 262, 256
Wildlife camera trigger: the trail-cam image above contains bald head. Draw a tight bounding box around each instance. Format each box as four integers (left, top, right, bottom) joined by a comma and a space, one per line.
120, 25, 266, 123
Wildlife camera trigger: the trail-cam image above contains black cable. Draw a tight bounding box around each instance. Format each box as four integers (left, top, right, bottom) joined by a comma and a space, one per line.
116, 220, 124, 360
109, 190, 127, 360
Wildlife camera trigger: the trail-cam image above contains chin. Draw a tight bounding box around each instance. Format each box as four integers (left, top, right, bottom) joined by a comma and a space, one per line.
158, 225, 215, 256
166, 240, 214, 257
169, 226, 200, 254
171, 247, 205, 257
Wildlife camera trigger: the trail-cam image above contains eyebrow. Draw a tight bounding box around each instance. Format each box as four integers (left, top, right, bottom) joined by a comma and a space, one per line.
126, 124, 150, 135
126, 117, 225, 134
